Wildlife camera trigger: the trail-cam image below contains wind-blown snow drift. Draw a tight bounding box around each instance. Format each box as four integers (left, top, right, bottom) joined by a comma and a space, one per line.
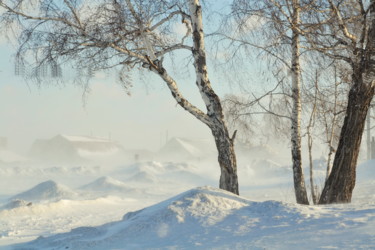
79, 176, 142, 198
14, 186, 375, 250
10, 180, 77, 202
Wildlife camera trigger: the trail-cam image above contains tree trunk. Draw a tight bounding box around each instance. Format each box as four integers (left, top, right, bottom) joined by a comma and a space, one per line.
211, 121, 239, 195
291, 0, 309, 205
319, 79, 374, 204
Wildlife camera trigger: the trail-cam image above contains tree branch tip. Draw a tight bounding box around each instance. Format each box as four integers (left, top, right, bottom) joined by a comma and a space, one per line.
231, 130, 237, 142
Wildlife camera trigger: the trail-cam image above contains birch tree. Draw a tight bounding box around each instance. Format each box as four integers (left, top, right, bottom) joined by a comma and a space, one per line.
224, 0, 310, 204
0, 0, 239, 194
290, 0, 309, 205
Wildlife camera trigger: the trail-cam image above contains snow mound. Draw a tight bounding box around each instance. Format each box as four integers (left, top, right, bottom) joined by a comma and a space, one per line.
11, 180, 77, 202
157, 137, 216, 161
119, 161, 208, 185
80, 176, 137, 194
14, 186, 375, 249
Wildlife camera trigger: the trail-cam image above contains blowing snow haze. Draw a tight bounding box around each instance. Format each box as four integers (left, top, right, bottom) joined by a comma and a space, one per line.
0, 75, 212, 155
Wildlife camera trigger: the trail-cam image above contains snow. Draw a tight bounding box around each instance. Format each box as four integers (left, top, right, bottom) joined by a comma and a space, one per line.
79, 176, 143, 198
9, 186, 375, 250
10, 180, 77, 202
0, 150, 28, 163
0, 155, 374, 249
157, 137, 216, 161
61, 135, 112, 143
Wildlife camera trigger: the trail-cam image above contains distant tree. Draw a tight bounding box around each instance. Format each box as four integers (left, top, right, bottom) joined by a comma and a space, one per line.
301, 60, 350, 203
305, 70, 319, 204
315, 64, 348, 181
0, 0, 239, 194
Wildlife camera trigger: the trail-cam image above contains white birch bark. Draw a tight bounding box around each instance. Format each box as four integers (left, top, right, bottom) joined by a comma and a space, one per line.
291, 0, 309, 205
188, 0, 239, 194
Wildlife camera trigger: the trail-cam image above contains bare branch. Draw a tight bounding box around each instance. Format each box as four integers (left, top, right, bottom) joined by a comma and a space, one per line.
327, 0, 358, 44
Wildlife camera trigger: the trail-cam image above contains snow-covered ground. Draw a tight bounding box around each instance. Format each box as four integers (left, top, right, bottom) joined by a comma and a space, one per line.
0, 155, 374, 249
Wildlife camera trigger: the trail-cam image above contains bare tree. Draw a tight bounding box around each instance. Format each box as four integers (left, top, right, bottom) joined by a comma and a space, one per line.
224, 0, 375, 204
316, 64, 348, 181
0, 0, 239, 194
290, 0, 310, 205
305, 0, 375, 204
305, 70, 319, 204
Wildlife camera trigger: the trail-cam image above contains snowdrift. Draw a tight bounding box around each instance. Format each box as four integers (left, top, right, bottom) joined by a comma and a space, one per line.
10, 180, 77, 202
14, 186, 375, 250
157, 137, 216, 161
116, 161, 213, 186
79, 176, 142, 198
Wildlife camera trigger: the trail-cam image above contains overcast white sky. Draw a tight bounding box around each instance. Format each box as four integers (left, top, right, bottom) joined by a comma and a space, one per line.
0, 41, 219, 153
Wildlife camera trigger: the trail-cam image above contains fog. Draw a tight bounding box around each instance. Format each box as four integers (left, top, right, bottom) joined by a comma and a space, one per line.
0, 39, 234, 157
0, 79, 214, 157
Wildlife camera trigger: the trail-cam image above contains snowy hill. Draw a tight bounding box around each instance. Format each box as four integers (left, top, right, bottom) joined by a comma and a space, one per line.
14, 186, 375, 250
10, 180, 77, 202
